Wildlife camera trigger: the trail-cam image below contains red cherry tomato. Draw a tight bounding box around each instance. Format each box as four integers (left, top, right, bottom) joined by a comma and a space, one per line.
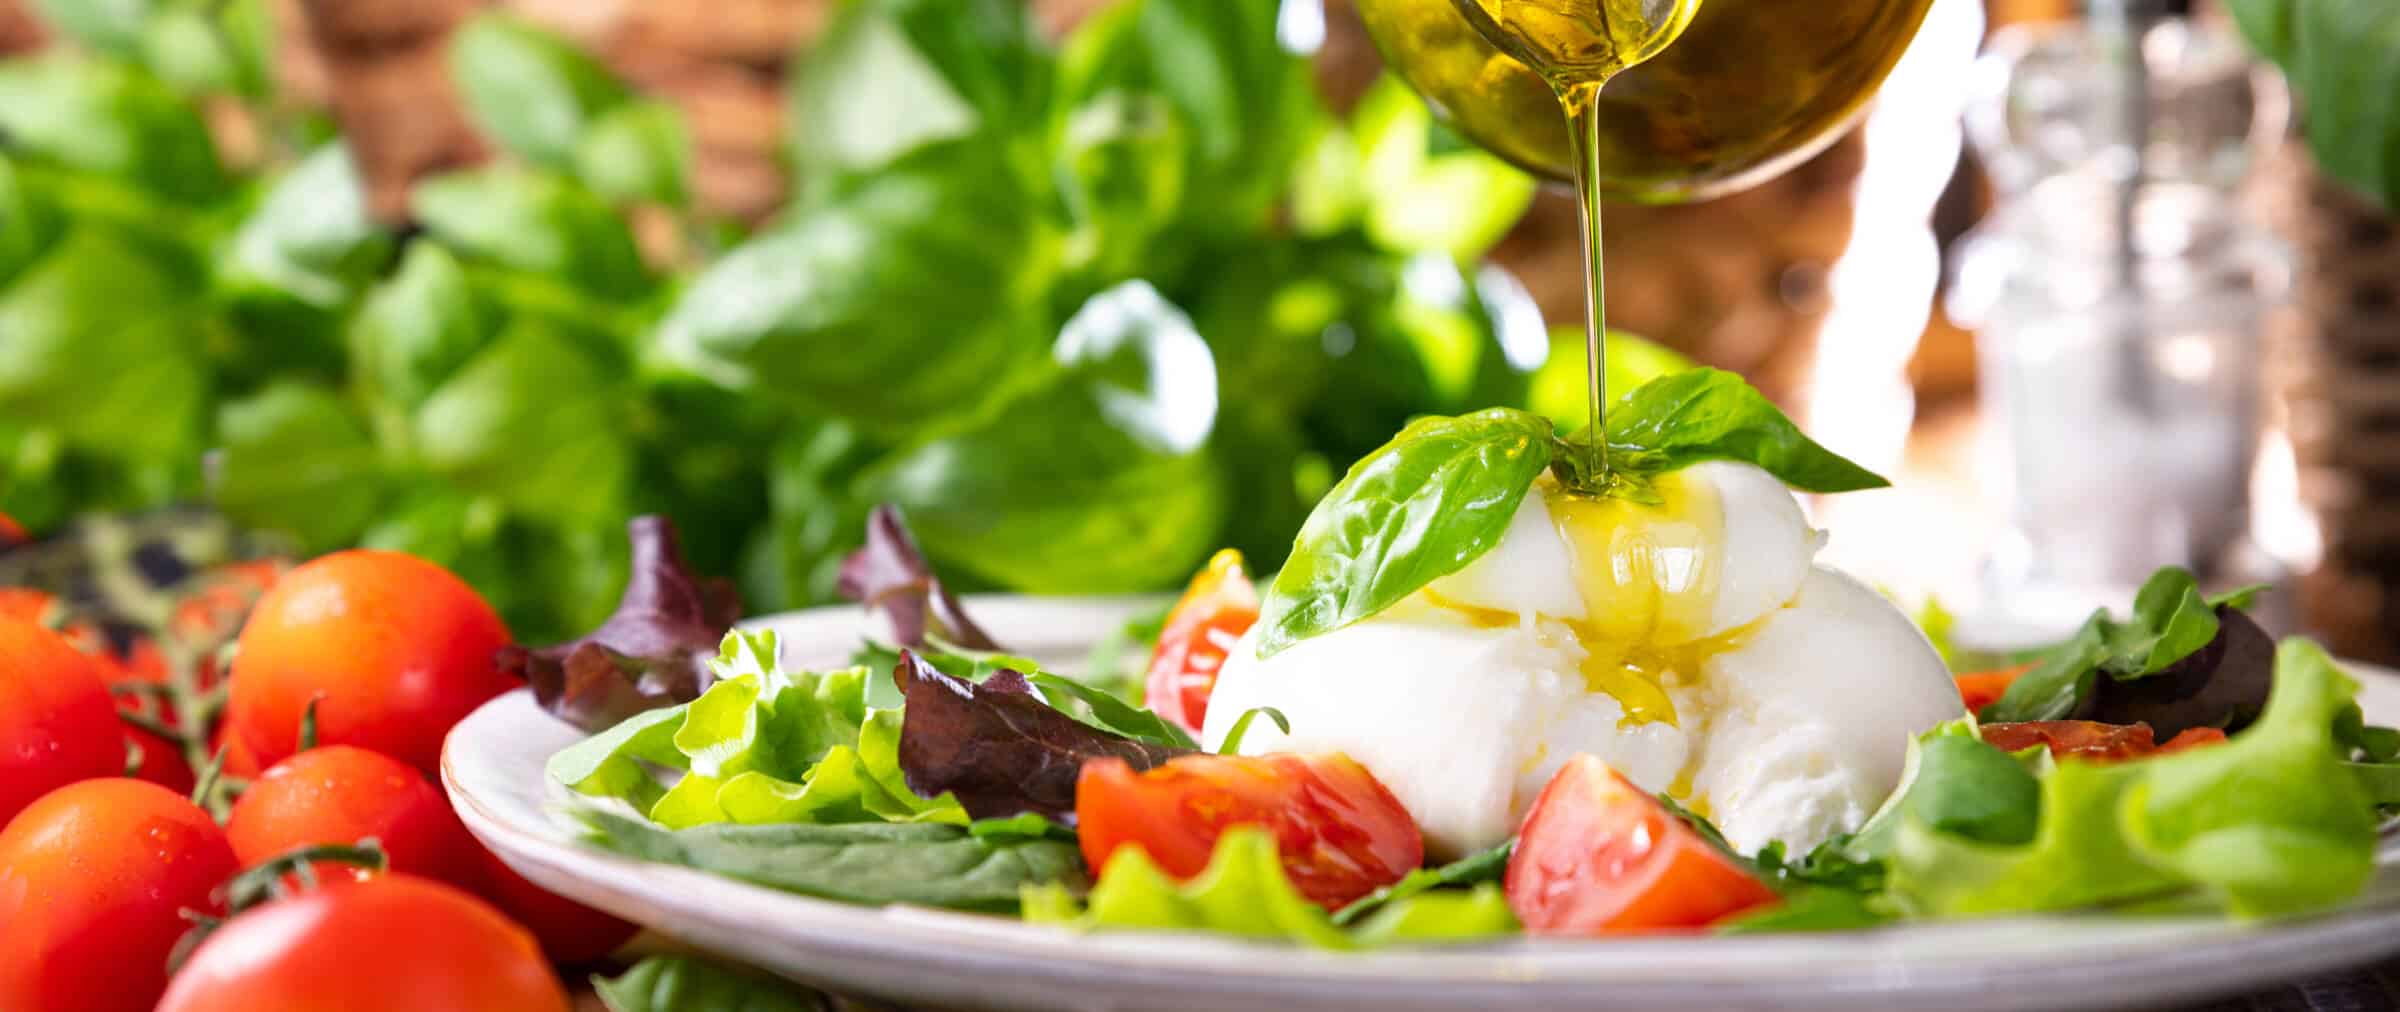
0, 617, 126, 825
230, 550, 514, 774
1506, 755, 1779, 935
1955, 663, 2035, 714
0, 511, 26, 546
1980, 720, 2229, 762
156, 874, 570, 1012
227, 745, 482, 891
1077, 752, 1422, 909
0, 778, 241, 1012
474, 844, 638, 964
1145, 549, 1260, 734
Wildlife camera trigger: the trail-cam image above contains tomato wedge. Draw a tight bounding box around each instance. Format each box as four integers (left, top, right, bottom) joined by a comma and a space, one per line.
1979, 720, 2228, 762
1506, 755, 1778, 935
1955, 663, 2035, 714
1077, 752, 1421, 910
1145, 550, 1261, 735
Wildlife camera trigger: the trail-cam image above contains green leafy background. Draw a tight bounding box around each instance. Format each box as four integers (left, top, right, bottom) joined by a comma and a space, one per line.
0, 0, 1593, 641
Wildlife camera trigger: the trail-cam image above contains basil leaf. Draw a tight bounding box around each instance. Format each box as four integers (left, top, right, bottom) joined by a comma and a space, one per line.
789, 0, 1050, 191
571, 802, 1084, 912
0, 156, 65, 289
411, 167, 651, 297
451, 13, 629, 170
0, 228, 207, 460
2282, 0, 2400, 211
350, 243, 492, 413
0, 55, 226, 203
1256, 408, 1553, 658
410, 322, 632, 525
575, 101, 692, 208
861, 281, 1224, 594
211, 383, 385, 553
593, 955, 821, 1012
1599, 368, 1888, 493
220, 144, 392, 309
31, 0, 153, 59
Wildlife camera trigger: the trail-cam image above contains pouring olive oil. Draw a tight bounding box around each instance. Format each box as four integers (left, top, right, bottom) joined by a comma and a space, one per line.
1450, 0, 1699, 483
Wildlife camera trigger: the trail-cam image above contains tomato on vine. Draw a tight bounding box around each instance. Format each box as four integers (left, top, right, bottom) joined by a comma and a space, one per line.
0, 778, 241, 1012
156, 874, 571, 1012
0, 616, 126, 825
229, 550, 515, 774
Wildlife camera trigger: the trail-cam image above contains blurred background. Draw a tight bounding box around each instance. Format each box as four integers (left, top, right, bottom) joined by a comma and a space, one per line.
0, 0, 2391, 660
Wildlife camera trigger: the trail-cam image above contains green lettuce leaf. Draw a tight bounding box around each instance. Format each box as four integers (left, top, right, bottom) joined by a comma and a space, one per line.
1883, 639, 2378, 919
1024, 828, 1518, 948
593, 954, 819, 1012
547, 630, 967, 829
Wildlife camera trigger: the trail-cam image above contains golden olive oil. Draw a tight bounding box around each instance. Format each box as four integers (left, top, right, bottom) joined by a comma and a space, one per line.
1447, 0, 1699, 479
1359, 0, 1937, 201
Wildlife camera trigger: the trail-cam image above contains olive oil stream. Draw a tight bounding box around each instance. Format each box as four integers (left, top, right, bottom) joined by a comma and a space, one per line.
1451, 0, 1700, 482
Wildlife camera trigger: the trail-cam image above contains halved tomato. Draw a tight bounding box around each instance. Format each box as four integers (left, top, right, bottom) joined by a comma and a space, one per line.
1145, 550, 1260, 734
1956, 663, 2036, 714
1506, 755, 1778, 935
1077, 752, 1421, 910
1981, 720, 2227, 762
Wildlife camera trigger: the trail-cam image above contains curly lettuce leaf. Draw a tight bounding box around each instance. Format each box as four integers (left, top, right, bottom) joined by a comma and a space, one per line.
1881, 639, 2378, 919
547, 630, 966, 829
499, 516, 744, 732
1024, 828, 1517, 949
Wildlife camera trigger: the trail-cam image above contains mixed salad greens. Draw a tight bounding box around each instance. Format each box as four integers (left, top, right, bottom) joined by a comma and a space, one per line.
535, 368, 2400, 947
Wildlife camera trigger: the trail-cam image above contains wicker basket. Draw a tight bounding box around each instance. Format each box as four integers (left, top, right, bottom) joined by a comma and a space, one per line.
2259, 143, 2400, 663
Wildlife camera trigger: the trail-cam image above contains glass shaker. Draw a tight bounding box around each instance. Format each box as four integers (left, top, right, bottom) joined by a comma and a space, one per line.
1949, 17, 2292, 639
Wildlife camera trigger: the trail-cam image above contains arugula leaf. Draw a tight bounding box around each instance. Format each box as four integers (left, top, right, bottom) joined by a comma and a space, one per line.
571, 802, 1083, 912
1214, 706, 1289, 756
451, 13, 630, 171
1983, 568, 2264, 724
1331, 839, 1512, 926
1024, 828, 1516, 948
1589, 369, 1888, 495
1883, 639, 2378, 919
210, 383, 384, 553
1255, 408, 1553, 658
593, 955, 819, 1012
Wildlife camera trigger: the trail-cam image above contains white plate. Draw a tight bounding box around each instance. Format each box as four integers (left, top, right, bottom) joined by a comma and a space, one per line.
445, 596, 2400, 1012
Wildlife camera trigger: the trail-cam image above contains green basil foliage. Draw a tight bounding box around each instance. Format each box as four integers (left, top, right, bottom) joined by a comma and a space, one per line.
1575, 367, 1889, 497
4, 0, 1591, 642
1255, 408, 1556, 658
1982, 568, 2256, 722
2228, 0, 2400, 211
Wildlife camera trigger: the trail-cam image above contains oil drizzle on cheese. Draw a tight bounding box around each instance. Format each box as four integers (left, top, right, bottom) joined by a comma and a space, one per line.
1419, 472, 1740, 731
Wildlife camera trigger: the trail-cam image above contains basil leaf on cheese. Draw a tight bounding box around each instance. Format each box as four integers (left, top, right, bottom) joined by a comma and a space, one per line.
1587, 368, 1888, 494
1255, 408, 1553, 658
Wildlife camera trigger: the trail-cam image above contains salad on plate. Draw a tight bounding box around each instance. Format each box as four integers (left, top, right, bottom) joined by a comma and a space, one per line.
532, 368, 2400, 946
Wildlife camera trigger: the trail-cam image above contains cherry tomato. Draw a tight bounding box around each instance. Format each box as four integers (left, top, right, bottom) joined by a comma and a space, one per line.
0, 778, 241, 1012
1980, 720, 2229, 762
1145, 549, 1261, 734
474, 844, 638, 964
0, 587, 108, 654
1077, 752, 1422, 909
0, 511, 26, 546
1955, 663, 2035, 714
227, 745, 482, 891
0, 617, 126, 825
155, 874, 570, 1012
1506, 755, 1778, 935
230, 550, 514, 774
213, 722, 264, 780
